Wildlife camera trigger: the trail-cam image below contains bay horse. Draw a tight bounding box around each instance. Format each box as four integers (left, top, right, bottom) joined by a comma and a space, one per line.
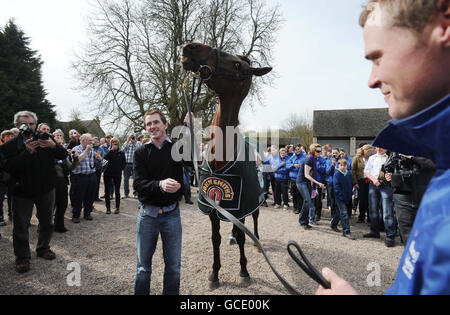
181, 42, 272, 288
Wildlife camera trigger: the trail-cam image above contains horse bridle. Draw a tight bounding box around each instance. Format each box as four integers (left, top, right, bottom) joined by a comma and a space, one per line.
195, 48, 254, 82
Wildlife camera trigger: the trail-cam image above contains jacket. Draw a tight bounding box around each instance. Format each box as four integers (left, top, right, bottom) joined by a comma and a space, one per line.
373, 94, 450, 295
333, 170, 353, 203
274, 155, 289, 181
104, 150, 126, 176
325, 158, 336, 184
286, 152, 306, 180
351, 156, 366, 185
316, 156, 327, 183
0, 134, 68, 198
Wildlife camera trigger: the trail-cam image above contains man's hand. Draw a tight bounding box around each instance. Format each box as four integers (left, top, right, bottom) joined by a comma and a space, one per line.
294, 164, 300, 168
38, 139, 56, 149
315, 268, 358, 295
25, 139, 40, 154
385, 172, 392, 182
160, 178, 181, 194
373, 179, 381, 187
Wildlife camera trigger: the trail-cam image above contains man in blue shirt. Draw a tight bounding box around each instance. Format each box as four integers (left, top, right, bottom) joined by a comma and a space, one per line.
317, 0, 450, 295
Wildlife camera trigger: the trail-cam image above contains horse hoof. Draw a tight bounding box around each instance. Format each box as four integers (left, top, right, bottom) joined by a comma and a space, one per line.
227, 236, 237, 246
253, 245, 262, 253
239, 276, 251, 287
208, 280, 220, 290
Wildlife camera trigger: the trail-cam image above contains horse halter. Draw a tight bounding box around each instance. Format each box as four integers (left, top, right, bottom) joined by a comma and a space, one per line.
196, 48, 253, 82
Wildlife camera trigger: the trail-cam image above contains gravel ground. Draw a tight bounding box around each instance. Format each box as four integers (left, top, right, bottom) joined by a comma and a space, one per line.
0, 184, 404, 295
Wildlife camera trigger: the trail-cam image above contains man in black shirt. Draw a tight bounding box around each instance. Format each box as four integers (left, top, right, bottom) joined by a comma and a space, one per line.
0, 111, 68, 273
133, 109, 193, 295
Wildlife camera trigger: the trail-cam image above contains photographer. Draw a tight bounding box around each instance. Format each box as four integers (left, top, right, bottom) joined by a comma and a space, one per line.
384, 154, 436, 243
121, 133, 142, 199
67, 129, 80, 150
70, 133, 101, 223
0, 111, 68, 273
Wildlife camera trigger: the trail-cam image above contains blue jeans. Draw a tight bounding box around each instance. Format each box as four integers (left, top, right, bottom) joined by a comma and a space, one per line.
183, 167, 192, 202
297, 181, 315, 225
123, 164, 134, 196
369, 183, 396, 241
134, 207, 182, 295
331, 199, 351, 234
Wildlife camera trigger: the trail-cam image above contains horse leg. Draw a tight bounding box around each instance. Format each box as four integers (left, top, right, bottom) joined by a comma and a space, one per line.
233, 219, 251, 286
208, 213, 221, 289
252, 209, 261, 253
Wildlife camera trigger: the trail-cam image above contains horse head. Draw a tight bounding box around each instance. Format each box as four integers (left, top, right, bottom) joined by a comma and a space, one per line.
181, 42, 272, 100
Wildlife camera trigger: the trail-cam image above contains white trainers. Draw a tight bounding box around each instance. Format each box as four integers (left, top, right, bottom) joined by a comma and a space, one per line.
274, 204, 281, 209
283, 205, 289, 210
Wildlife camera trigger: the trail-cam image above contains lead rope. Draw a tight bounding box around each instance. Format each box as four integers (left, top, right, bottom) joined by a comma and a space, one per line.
184, 77, 302, 295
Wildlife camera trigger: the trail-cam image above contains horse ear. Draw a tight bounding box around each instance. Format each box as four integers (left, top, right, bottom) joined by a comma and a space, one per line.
250, 67, 272, 77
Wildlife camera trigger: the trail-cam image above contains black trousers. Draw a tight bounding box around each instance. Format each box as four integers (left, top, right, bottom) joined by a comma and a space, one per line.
95, 169, 102, 199
394, 199, 418, 244
12, 189, 55, 259
274, 180, 289, 206
357, 179, 370, 222
0, 183, 6, 218
314, 187, 324, 220
104, 174, 122, 210
54, 177, 68, 229
290, 179, 303, 211
70, 174, 97, 218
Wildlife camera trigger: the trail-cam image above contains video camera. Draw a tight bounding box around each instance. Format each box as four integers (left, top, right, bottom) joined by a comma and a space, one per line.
384, 152, 419, 195
19, 124, 54, 142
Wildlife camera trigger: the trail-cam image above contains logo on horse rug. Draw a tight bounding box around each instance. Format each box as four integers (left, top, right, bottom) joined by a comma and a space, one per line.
202, 177, 235, 203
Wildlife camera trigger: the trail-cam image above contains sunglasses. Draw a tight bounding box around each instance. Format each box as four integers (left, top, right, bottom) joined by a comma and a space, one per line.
315, 150, 322, 153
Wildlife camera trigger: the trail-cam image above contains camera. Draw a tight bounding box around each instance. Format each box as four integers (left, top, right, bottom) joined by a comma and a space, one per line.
19, 124, 52, 141
384, 152, 419, 194
131, 135, 135, 141
73, 131, 77, 137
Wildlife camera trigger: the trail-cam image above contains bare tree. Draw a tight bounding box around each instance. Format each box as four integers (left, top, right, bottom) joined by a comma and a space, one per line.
282, 112, 313, 148
72, 0, 283, 132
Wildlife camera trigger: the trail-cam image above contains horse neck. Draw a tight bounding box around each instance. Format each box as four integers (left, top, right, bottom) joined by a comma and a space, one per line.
210, 95, 242, 172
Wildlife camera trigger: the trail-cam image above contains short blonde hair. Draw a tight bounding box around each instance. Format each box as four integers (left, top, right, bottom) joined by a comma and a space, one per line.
338, 158, 348, 167
110, 137, 121, 147
279, 148, 287, 154
359, 0, 442, 32
309, 143, 321, 155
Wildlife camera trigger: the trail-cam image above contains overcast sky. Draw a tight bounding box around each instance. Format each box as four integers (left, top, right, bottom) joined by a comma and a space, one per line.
0, 0, 387, 133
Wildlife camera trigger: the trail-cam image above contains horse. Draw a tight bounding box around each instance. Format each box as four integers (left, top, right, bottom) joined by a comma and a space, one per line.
181, 42, 272, 289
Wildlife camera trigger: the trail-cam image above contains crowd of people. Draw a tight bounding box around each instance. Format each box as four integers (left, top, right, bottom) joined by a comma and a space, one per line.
260, 141, 434, 245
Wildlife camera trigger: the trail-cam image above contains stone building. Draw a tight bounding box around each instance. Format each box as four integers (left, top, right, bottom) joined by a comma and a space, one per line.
313, 108, 391, 156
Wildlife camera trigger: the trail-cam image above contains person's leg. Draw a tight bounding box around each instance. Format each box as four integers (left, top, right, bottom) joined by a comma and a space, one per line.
315, 187, 323, 220
12, 196, 34, 260
134, 209, 159, 295
281, 180, 289, 206
290, 179, 298, 210
327, 184, 337, 219
54, 178, 68, 230
95, 169, 102, 200
183, 169, 191, 202
160, 208, 182, 295
70, 176, 83, 219
35, 189, 55, 255
381, 186, 397, 242
336, 199, 351, 235
297, 182, 312, 226
123, 164, 132, 197
394, 201, 417, 244
114, 175, 122, 210
83, 175, 97, 218
274, 180, 282, 206
104, 175, 112, 211
367, 183, 381, 237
